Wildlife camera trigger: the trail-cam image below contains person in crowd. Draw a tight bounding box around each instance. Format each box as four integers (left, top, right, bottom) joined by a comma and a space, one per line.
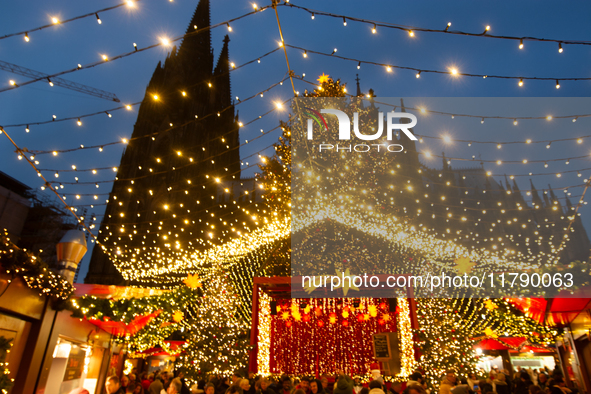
353, 377, 363, 394
205, 383, 216, 394
293, 390, 306, 394
388, 382, 402, 394
403, 372, 424, 394
493, 373, 510, 394
407, 385, 427, 394
240, 379, 252, 394
549, 377, 566, 394
451, 378, 471, 394
321, 376, 333, 394
174, 371, 191, 394
228, 386, 245, 394
359, 388, 370, 394
129, 374, 137, 385
218, 377, 231, 394
281, 377, 293, 394
106, 376, 126, 394
537, 374, 549, 391
368, 380, 385, 394
142, 373, 152, 392
121, 376, 130, 391
440, 372, 457, 394
514, 372, 533, 394
467, 374, 479, 391
514, 369, 522, 381
256, 378, 278, 394
233, 373, 243, 386
488, 372, 496, 386
529, 386, 542, 394
311, 379, 326, 394
134, 382, 145, 394
297, 378, 311, 394
332, 374, 354, 394
479, 379, 493, 394
168, 378, 183, 394
125, 383, 136, 393
148, 373, 164, 394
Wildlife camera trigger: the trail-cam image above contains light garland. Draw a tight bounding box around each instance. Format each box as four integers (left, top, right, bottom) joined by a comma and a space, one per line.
257, 290, 272, 376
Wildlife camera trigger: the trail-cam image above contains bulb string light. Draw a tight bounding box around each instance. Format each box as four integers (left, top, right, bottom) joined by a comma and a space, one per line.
0, 1, 139, 41
296, 76, 591, 123
291, 44, 591, 84
23, 73, 288, 159
0, 5, 276, 94
289, 3, 591, 48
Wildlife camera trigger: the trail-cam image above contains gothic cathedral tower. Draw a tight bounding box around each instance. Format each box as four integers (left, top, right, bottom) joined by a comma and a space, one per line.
85, 0, 240, 285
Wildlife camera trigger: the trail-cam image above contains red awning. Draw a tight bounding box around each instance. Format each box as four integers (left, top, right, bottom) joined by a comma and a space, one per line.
87, 310, 161, 336
477, 337, 527, 350
508, 296, 591, 326
477, 337, 553, 353
137, 340, 186, 357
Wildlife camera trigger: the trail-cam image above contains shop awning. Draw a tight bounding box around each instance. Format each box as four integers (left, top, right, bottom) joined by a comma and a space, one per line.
137, 340, 186, 357
87, 310, 161, 336
476, 337, 553, 353
508, 296, 591, 327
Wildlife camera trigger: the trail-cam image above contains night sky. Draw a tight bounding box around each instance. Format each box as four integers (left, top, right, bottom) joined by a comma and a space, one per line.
1, 0, 590, 281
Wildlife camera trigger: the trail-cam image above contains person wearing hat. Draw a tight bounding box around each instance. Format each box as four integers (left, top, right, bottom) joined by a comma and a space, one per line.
333, 375, 354, 394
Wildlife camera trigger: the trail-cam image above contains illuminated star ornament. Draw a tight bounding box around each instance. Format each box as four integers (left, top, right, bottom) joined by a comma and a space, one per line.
183, 273, 202, 289
484, 327, 499, 338
317, 73, 330, 84
453, 256, 476, 274
484, 299, 499, 311
172, 310, 184, 323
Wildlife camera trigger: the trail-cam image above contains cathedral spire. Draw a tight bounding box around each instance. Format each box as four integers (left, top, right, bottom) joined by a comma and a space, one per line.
178, 0, 213, 81
355, 74, 361, 97
213, 35, 232, 110
530, 179, 543, 207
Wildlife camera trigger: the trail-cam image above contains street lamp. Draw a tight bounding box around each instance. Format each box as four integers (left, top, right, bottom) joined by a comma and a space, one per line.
56, 230, 87, 283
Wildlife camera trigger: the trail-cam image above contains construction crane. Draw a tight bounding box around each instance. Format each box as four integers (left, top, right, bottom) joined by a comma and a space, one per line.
0, 60, 120, 102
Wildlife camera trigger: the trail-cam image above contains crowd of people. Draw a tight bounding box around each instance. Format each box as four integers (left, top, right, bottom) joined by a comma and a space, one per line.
67, 365, 577, 394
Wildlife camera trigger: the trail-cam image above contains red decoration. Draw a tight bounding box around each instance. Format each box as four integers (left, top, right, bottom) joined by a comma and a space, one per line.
379, 302, 387, 309
268, 298, 401, 375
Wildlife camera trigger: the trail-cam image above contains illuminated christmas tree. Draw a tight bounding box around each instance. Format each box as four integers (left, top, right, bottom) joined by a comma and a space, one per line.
175, 274, 251, 378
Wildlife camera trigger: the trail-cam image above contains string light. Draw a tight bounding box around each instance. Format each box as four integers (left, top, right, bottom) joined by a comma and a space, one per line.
483, 25, 491, 34
408, 29, 414, 37
558, 42, 563, 53
133, 42, 138, 51
47, 78, 54, 87
343, 17, 347, 26
95, 13, 102, 24
518, 78, 524, 87
357, 61, 361, 69
445, 22, 451, 32
513, 119, 518, 126
77, 118, 82, 126
372, 24, 377, 34
9, 80, 16, 86
303, 50, 307, 58
226, 23, 232, 32
52, 17, 60, 24
311, 12, 315, 19
556, 80, 560, 89
24, 32, 29, 42
416, 71, 421, 78
519, 39, 524, 49
102, 54, 108, 61
161, 37, 171, 46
